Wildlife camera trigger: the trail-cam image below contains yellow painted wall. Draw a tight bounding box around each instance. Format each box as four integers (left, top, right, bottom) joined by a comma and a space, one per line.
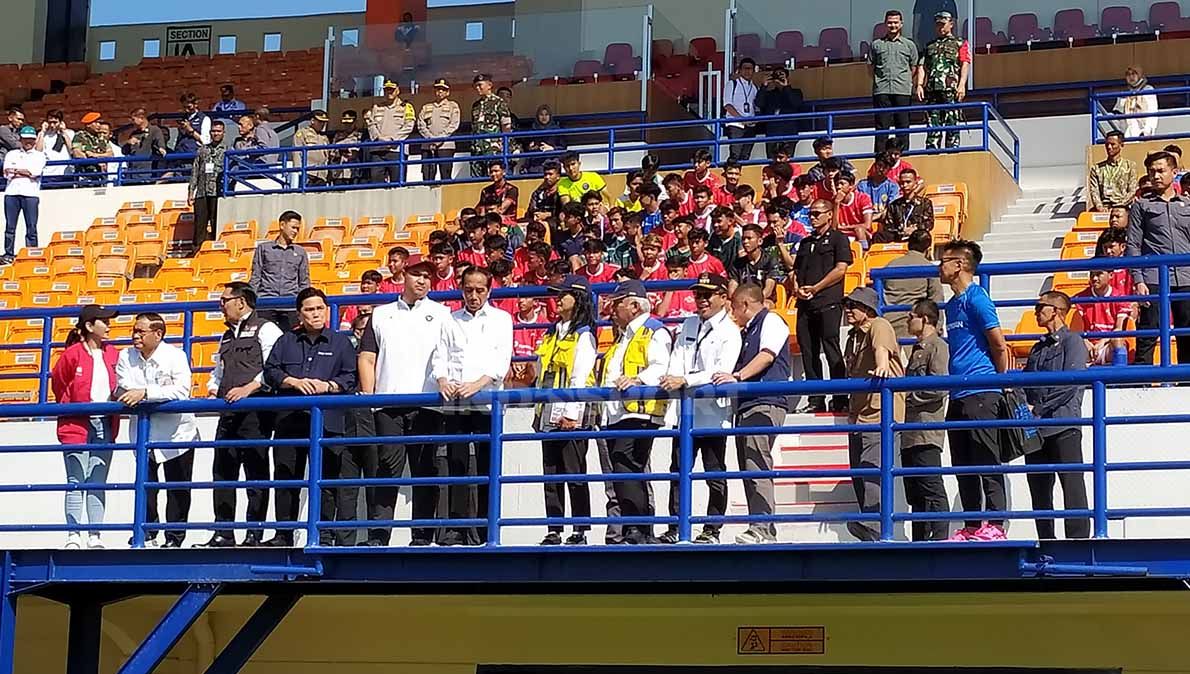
440, 151, 1020, 243
12, 591, 1190, 673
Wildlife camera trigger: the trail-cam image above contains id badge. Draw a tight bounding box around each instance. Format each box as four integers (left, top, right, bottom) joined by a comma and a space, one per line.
204, 162, 215, 174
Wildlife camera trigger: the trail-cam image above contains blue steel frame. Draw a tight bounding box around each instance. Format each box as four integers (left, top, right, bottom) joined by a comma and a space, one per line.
217, 101, 1020, 193
1090, 84, 1190, 142
0, 364, 1189, 547
870, 253, 1190, 366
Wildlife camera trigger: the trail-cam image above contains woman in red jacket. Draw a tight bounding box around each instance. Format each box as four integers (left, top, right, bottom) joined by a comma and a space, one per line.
50, 305, 120, 549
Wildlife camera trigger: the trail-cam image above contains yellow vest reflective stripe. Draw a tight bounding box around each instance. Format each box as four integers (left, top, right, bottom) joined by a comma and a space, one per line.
535, 326, 595, 418
604, 319, 669, 418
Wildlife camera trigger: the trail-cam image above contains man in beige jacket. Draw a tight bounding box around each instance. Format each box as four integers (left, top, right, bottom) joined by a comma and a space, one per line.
417, 78, 461, 184
364, 80, 415, 184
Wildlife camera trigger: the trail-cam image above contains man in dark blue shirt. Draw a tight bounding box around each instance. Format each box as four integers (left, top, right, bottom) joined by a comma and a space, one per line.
1023, 291, 1090, 540
264, 287, 358, 546
938, 239, 1011, 542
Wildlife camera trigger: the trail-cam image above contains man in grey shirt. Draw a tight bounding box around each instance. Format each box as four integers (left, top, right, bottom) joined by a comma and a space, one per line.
882, 229, 944, 341
250, 209, 310, 329
253, 107, 280, 165
903, 298, 949, 541
1127, 149, 1190, 364
870, 9, 920, 154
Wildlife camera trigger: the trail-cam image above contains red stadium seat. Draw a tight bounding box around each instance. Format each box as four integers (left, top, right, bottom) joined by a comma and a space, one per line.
1150, 2, 1190, 31
1007, 13, 1051, 43
734, 33, 762, 60
603, 43, 636, 76
1100, 6, 1146, 34
1053, 8, 1098, 42
817, 27, 852, 60
774, 30, 804, 58
688, 37, 717, 64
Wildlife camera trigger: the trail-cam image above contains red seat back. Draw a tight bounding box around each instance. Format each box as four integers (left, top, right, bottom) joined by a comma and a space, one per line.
817, 27, 852, 59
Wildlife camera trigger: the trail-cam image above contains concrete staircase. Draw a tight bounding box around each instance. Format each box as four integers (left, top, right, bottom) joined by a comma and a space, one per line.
975, 184, 1086, 328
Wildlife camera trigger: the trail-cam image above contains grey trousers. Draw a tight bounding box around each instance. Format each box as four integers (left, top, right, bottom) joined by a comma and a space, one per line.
736, 404, 785, 538
597, 436, 654, 542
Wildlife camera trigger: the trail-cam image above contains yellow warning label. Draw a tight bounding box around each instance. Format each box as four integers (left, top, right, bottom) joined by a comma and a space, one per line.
737, 626, 825, 655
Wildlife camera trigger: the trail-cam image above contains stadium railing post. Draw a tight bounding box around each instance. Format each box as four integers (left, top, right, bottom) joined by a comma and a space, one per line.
676, 391, 694, 543
1092, 380, 1109, 538
879, 387, 895, 541
1160, 264, 1172, 366
132, 412, 151, 549
306, 406, 324, 548
487, 397, 504, 547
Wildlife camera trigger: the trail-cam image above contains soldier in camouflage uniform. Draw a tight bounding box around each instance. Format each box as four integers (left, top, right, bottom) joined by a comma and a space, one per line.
915, 11, 970, 150
470, 73, 513, 178
330, 110, 362, 186
71, 112, 111, 187
292, 110, 331, 187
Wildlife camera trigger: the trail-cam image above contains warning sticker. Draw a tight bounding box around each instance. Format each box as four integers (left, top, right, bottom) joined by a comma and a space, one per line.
737, 626, 825, 655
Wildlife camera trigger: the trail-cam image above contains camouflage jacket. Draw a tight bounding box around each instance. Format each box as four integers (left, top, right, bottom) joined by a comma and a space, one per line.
922, 34, 967, 92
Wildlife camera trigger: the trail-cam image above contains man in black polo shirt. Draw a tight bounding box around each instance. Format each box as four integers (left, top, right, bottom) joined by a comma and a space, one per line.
263, 287, 358, 546
728, 224, 782, 300
791, 199, 853, 413
202, 282, 284, 548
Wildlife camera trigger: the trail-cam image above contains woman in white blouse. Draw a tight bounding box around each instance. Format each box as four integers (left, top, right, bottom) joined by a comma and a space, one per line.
1114, 65, 1159, 138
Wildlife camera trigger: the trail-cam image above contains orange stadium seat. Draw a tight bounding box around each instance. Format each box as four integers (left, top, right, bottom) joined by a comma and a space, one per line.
1053, 271, 1091, 295
0, 352, 42, 404
203, 270, 249, 290
51, 245, 87, 269
931, 202, 960, 243
865, 243, 908, 282
844, 241, 865, 295
925, 183, 968, 219
118, 200, 156, 215
128, 229, 166, 266
156, 259, 197, 290
406, 213, 445, 229
1074, 211, 1112, 231
192, 310, 228, 338
353, 216, 395, 241
92, 245, 131, 279
158, 200, 190, 214
86, 222, 122, 246
0, 283, 21, 310
218, 221, 257, 254
47, 231, 84, 259
335, 237, 380, 265
124, 214, 160, 239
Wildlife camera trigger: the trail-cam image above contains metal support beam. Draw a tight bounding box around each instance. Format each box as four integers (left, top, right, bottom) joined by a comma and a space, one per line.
0, 552, 15, 674
203, 593, 300, 674
117, 583, 221, 674
66, 600, 102, 674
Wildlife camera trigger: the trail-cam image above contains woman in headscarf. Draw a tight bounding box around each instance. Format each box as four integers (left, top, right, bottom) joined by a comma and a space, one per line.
1114, 65, 1159, 138
522, 104, 565, 175
534, 275, 598, 546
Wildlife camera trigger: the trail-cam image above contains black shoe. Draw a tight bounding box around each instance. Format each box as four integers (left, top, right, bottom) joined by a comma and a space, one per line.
540, 532, 562, 546
199, 535, 236, 548
0, 256, 13, 266
658, 529, 680, 544
693, 529, 720, 544
605, 537, 625, 545
409, 537, 433, 547
162, 539, 183, 549
796, 400, 827, 414
564, 533, 587, 545
363, 538, 386, 547
438, 530, 465, 547
829, 398, 850, 414
241, 533, 263, 548
624, 529, 661, 545
261, 536, 293, 547
846, 521, 880, 542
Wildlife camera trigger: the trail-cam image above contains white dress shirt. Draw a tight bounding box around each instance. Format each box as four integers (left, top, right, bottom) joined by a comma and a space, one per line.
537, 320, 599, 427
667, 308, 742, 429
601, 312, 673, 426
41, 129, 73, 176
117, 342, 199, 462
723, 76, 757, 129
432, 303, 514, 411
364, 295, 452, 395
206, 312, 284, 395
3, 148, 46, 198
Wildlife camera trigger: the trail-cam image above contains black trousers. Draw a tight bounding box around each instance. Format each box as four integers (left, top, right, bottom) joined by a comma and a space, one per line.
901, 443, 950, 541
1026, 429, 1090, 540
445, 411, 492, 543
193, 195, 217, 248
421, 147, 455, 182
271, 412, 337, 544
370, 407, 443, 544
946, 392, 1006, 528
212, 410, 274, 541
726, 125, 756, 162
873, 93, 913, 153
1135, 286, 1190, 365
608, 419, 660, 534
796, 302, 845, 409
543, 436, 592, 533
369, 149, 405, 184
321, 443, 372, 546
666, 437, 727, 533
146, 450, 195, 546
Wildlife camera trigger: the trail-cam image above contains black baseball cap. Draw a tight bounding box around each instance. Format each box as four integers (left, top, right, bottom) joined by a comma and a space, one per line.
78, 304, 118, 325
689, 273, 729, 292
548, 274, 590, 293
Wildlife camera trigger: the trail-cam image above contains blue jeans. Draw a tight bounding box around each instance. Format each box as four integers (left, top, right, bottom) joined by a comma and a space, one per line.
3, 194, 39, 257
63, 418, 113, 529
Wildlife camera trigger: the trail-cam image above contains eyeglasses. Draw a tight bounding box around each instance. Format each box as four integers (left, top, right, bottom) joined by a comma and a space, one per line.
809, 210, 832, 217
1034, 302, 1061, 313
219, 296, 243, 305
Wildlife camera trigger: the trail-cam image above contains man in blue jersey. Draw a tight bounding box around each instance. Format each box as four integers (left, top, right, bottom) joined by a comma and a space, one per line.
937, 239, 1011, 541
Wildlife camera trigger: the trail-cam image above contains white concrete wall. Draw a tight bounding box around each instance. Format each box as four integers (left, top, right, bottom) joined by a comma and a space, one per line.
0, 384, 1185, 549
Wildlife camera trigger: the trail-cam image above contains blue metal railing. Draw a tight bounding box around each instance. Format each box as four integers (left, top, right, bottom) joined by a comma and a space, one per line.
216, 101, 1019, 194
870, 253, 1188, 365
1090, 84, 1190, 142
5, 363, 1190, 548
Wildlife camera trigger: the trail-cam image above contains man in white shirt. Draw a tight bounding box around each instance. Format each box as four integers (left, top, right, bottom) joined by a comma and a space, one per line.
432, 267, 513, 546
723, 58, 758, 162
358, 259, 452, 546
1, 125, 44, 265
601, 279, 673, 545
116, 312, 198, 548
35, 110, 73, 181
203, 282, 284, 548
659, 273, 742, 544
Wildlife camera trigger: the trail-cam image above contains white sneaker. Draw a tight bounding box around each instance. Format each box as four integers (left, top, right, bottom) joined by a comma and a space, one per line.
733, 527, 778, 545
65, 533, 82, 550
87, 534, 104, 549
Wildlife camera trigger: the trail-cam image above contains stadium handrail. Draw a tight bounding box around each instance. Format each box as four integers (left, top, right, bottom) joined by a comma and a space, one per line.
4, 363, 1188, 547
215, 101, 1018, 194
1090, 84, 1190, 142
870, 252, 1186, 363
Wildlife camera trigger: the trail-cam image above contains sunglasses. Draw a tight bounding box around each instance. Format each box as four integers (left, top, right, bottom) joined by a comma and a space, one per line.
1034, 302, 1061, 313
809, 209, 832, 217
